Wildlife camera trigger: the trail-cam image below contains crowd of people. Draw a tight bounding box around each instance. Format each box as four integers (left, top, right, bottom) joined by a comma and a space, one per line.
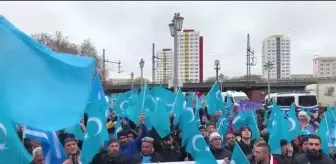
19, 101, 336, 164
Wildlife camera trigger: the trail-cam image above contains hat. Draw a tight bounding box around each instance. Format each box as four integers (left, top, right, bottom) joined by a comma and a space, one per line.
127, 129, 137, 137
209, 132, 221, 142
117, 131, 127, 139
141, 137, 154, 143
199, 125, 206, 130
63, 133, 77, 145
107, 139, 119, 147
280, 139, 288, 147
301, 135, 309, 143
240, 126, 251, 133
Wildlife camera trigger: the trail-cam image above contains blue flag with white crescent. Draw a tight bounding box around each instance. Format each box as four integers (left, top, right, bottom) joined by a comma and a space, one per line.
81, 75, 109, 163
0, 114, 33, 164
205, 81, 225, 115
23, 127, 66, 164
0, 15, 96, 131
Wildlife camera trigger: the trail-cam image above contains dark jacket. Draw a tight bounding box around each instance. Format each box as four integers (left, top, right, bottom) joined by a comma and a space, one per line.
210, 147, 232, 160
159, 143, 181, 162
130, 152, 164, 164
238, 139, 254, 156
293, 152, 336, 164
99, 152, 128, 164
91, 150, 107, 164
272, 154, 288, 164
120, 124, 147, 161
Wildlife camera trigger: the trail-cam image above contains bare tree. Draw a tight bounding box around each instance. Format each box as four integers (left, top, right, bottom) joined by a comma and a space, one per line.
31, 31, 103, 76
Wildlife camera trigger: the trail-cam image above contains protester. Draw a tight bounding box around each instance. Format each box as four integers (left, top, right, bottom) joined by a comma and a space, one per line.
31, 147, 44, 164
62, 134, 82, 164
238, 126, 255, 155
97, 139, 128, 164
209, 132, 232, 160
293, 135, 336, 164
223, 132, 236, 152
130, 137, 164, 163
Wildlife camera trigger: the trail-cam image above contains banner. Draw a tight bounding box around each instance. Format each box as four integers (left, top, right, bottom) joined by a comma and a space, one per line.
239, 100, 263, 112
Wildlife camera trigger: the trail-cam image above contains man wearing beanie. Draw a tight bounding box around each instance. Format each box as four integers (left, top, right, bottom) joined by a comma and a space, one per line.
131, 137, 163, 163
99, 139, 127, 164
208, 132, 232, 161
62, 133, 82, 164
238, 126, 255, 156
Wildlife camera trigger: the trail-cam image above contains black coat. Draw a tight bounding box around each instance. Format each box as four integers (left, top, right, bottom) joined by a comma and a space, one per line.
293, 152, 336, 164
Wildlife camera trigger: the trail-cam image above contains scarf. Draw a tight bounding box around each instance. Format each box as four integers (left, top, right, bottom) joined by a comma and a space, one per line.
270, 155, 277, 164
140, 152, 152, 164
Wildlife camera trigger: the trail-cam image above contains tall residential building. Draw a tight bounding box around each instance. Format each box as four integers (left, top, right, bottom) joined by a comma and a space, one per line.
262, 35, 291, 80
313, 57, 336, 77
176, 29, 203, 83
155, 49, 173, 84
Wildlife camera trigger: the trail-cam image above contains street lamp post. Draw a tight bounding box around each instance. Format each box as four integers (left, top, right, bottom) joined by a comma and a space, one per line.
264, 61, 274, 98
130, 72, 134, 90
168, 13, 184, 93
214, 60, 221, 82
219, 73, 224, 92
139, 59, 145, 89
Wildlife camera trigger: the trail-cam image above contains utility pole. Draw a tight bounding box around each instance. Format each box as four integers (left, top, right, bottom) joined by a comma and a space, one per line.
246, 34, 256, 86
152, 43, 156, 84
264, 61, 274, 97
102, 49, 123, 84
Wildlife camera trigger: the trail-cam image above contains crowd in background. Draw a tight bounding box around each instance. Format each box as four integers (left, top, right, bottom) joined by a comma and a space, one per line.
18, 99, 336, 164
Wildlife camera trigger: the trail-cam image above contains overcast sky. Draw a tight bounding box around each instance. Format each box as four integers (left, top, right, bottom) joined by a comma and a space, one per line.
1, 1, 335, 80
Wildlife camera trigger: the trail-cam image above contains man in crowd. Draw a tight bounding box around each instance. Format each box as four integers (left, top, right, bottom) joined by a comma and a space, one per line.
252, 142, 284, 164
293, 134, 336, 164
31, 147, 44, 164
117, 113, 147, 162
199, 125, 209, 144
131, 137, 163, 163
158, 134, 181, 162
223, 132, 236, 152
62, 134, 82, 164
209, 132, 232, 160
273, 139, 294, 163
98, 139, 128, 164
238, 126, 254, 156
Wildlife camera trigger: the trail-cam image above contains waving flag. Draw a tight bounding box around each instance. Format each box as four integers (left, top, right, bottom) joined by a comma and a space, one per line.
268, 106, 286, 154
81, 75, 109, 163
284, 104, 301, 141
317, 111, 332, 155
23, 127, 66, 164
0, 15, 96, 131
151, 85, 175, 111
149, 98, 171, 138
171, 89, 186, 125
205, 82, 225, 115
113, 89, 138, 117
0, 114, 32, 164
65, 124, 85, 141
230, 142, 249, 164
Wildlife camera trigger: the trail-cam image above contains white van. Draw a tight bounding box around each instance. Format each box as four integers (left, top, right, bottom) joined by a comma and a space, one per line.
265, 91, 318, 112
221, 90, 249, 106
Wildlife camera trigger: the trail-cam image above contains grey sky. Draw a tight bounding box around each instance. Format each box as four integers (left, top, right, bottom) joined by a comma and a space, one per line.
1, 1, 335, 80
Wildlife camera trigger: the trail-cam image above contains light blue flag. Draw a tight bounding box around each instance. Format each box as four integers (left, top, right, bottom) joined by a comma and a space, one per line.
284, 104, 301, 141
113, 89, 138, 117
230, 142, 250, 164
217, 113, 229, 136
317, 112, 332, 155
0, 114, 33, 164
113, 117, 122, 139
151, 86, 175, 111
172, 89, 185, 125
245, 110, 260, 140
23, 127, 67, 164
268, 106, 286, 154
149, 98, 171, 138
185, 125, 217, 164
65, 124, 85, 141
126, 84, 152, 129
0, 15, 96, 131
232, 110, 247, 132
205, 81, 225, 115
81, 75, 109, 163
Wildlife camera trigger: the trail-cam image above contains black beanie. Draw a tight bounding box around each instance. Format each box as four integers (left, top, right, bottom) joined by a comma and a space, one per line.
280, 139, 288, 147
117, 130, 127, 139
240, 126, 252, 136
